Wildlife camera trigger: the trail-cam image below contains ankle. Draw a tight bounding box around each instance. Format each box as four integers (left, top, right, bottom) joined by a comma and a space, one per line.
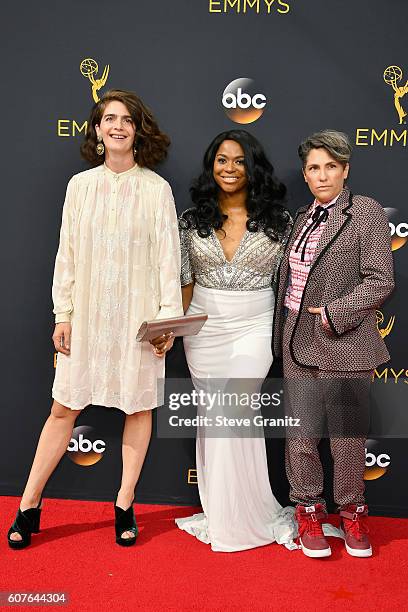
20, 493, 42, 512
115, 489, 135, 509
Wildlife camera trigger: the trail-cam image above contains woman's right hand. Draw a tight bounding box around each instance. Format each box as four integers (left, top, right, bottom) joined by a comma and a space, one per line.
52, 322, 72, 355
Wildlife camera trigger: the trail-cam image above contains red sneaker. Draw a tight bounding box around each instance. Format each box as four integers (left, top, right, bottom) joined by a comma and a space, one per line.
339, 504, 372, 557
295, 504, 331, 558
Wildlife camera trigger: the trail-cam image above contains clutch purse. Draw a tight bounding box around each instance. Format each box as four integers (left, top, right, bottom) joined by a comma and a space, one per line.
136, 313, 208, 342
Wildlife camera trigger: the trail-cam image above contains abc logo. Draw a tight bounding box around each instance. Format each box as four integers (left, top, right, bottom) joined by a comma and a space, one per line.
222, 78, 266, 124
384, 207, 408, 251
67, 425, 106, 466
364, 439, 390, 481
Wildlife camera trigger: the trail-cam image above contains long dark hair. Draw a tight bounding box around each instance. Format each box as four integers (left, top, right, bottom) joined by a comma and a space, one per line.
181, 130, 289, 240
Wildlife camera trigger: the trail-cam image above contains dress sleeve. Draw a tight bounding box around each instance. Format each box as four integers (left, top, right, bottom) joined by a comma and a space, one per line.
52, 178, 77, 324
179, 221, 194, 287
154, 182, 184, 320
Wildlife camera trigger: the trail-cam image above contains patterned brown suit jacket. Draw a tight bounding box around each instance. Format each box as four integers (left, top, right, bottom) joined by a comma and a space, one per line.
273, 187, 395, 371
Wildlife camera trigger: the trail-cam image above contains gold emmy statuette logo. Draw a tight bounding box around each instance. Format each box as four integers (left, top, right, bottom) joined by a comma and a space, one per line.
384, 65, 408, 125
355, 66, 408, 147
80, 58, 110, 103
376, 311, 395, 339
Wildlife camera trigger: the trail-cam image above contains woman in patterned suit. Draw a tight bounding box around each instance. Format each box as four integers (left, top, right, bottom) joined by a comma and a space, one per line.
175, 130, 296, 552
273, 130, 395, 558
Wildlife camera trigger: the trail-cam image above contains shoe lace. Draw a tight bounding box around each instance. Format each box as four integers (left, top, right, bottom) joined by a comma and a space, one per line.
343, 513, 369, 541
298, 512, 325, 538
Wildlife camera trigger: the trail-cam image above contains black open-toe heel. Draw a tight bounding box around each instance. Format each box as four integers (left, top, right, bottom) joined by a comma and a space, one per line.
114, 502, 138, 547
7, 498, 42, 550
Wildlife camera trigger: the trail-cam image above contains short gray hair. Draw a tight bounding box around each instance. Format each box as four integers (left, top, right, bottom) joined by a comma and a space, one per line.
298, 129, 352, 167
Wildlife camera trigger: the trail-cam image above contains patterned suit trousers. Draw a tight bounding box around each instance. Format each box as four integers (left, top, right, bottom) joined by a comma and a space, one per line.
283, 309, 371, 510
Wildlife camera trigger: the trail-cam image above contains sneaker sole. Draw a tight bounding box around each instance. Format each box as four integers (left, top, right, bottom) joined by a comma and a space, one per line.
345, 542, 372, 557
299, 538, 331, 558
338, 528, 373, 557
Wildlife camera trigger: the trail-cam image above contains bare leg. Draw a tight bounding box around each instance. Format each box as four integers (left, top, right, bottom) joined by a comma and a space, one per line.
115, 409, 152, 539
9, 400, 79, 541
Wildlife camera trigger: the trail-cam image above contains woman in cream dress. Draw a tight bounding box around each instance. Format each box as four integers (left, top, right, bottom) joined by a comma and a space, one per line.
8, 90, 182, 549
176, 130, 297, 552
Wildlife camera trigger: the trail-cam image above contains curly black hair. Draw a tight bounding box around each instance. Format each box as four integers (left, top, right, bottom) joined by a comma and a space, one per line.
180, 130, 290, 240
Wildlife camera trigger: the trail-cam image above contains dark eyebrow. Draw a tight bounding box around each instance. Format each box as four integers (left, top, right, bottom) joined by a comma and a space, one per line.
104, 113, 133, 120
216, 153, 244, 159
307, 161, 338, 169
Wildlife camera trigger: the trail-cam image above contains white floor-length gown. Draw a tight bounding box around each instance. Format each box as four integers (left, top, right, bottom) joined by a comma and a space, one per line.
175, 212, 297, 552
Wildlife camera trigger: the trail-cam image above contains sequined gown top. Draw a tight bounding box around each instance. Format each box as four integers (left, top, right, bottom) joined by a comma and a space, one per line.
179, 208, 291, 290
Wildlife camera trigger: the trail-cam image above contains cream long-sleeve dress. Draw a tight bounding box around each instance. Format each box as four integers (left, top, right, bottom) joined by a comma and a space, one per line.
52, 163, 183, 414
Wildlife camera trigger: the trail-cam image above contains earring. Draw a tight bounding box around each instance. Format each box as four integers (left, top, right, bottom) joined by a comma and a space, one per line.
96, 135, 105, 156
133, 143, 137, 157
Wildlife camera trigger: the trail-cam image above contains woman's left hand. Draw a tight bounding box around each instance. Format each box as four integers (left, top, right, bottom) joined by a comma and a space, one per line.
308, 306, 323, 316
308, 306, 331, 331
150, 332, 175, 358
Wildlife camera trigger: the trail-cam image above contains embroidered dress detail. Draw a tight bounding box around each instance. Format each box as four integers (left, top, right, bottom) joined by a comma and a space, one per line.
52, 164, 183, 413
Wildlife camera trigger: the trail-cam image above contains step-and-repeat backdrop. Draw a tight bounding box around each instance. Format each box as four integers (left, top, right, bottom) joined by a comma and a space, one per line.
1, 0, 407, 516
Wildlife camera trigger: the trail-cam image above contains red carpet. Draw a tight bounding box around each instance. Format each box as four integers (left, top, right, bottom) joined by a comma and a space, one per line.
1, 496, 407, 611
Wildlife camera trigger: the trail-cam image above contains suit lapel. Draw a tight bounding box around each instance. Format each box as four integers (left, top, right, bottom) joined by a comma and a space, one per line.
285, 205, 309, 254
311, 188, 353, 267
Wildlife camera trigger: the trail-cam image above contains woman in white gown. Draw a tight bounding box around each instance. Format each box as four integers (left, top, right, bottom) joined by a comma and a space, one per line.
176, 130, 297, 552
7, 90, 182, 549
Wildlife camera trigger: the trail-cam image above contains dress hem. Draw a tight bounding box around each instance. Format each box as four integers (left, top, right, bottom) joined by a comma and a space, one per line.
51, 394, 160, 414
175, 509, 300, 552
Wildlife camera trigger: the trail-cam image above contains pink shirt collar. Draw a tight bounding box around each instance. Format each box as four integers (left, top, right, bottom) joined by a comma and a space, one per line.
311, 193, 340, 212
